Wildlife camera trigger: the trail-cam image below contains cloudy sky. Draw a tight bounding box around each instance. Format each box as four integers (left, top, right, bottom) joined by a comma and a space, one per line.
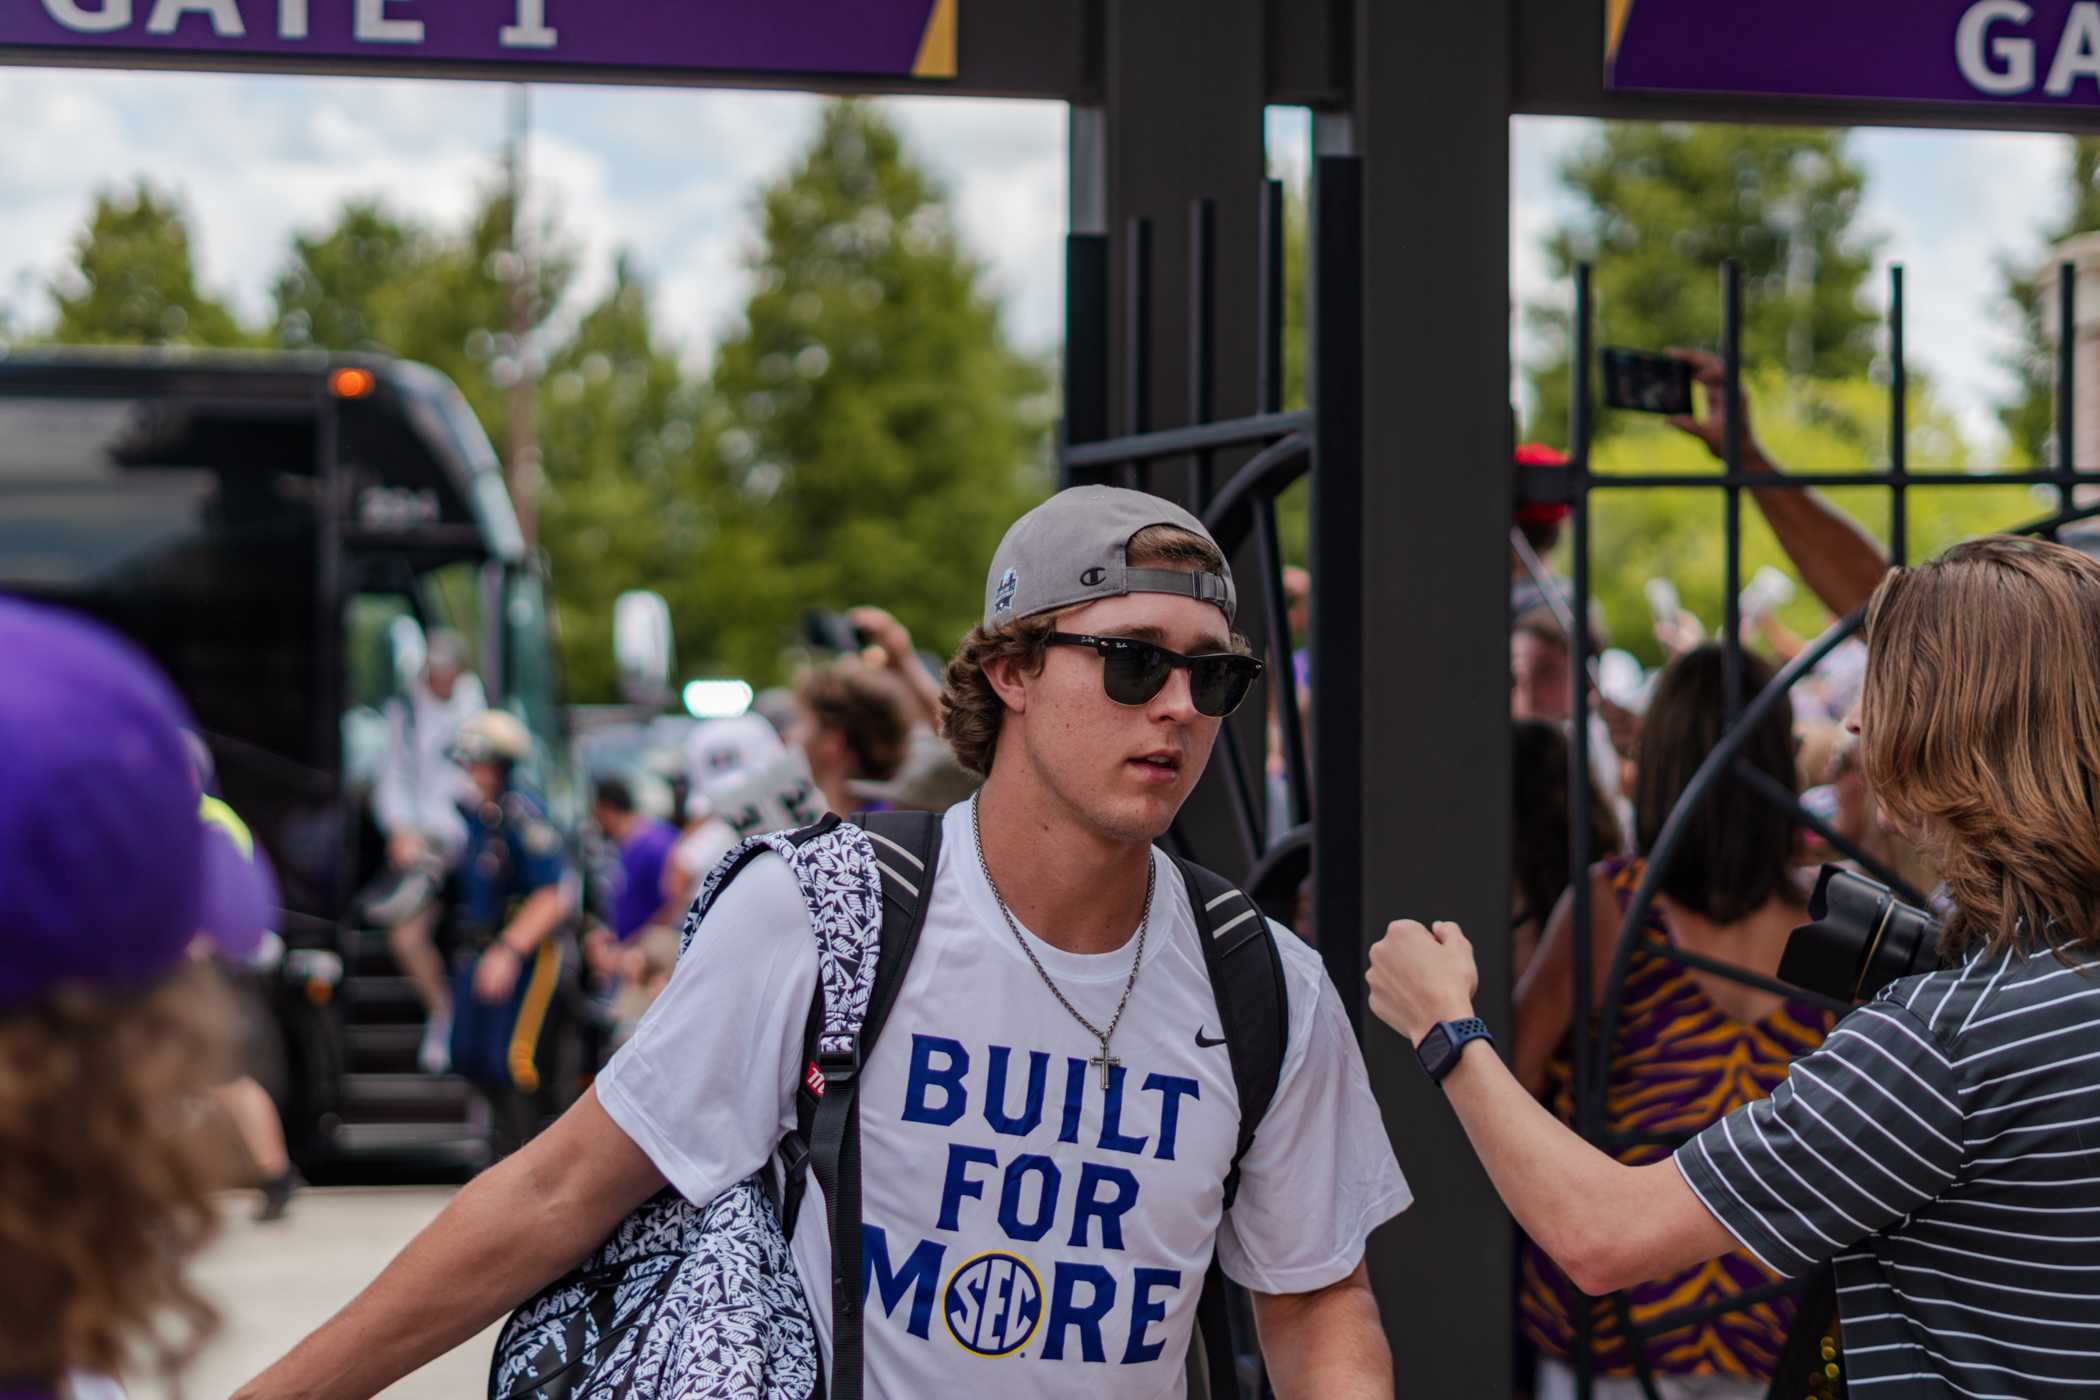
0, 65, 2078, 449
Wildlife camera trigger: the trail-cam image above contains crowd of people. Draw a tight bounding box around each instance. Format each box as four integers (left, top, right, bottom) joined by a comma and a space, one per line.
8, 381, 2100, 1399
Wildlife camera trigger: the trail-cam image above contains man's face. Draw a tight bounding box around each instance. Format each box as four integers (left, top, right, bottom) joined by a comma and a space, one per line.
427, 662, 460, 702
469, 760, 506, 803
1510, 629, 1573, 723
1003, 591, 1232, 846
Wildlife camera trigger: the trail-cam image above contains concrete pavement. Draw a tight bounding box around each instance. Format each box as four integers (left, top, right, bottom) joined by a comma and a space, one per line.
143, 1187, 501, 1399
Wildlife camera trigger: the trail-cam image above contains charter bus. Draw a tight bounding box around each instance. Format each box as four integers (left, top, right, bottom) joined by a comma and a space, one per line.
0, 348, 579, 1176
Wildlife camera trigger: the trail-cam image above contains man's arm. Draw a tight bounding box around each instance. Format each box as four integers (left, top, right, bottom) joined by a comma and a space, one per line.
1667, 349, 1889, 618
1369, 919, 1737, 1295
1250, 1261, 1392, 1400
473, 885, 572, 1004
849, 605, 944, 729
234, 1088, 665, 1400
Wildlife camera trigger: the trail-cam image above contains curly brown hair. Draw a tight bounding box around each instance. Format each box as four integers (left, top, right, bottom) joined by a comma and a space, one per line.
1861, 536, 2100, 960
795, 659, 912, 780
0, 961, 233, 1385
940, 524, 1241, 776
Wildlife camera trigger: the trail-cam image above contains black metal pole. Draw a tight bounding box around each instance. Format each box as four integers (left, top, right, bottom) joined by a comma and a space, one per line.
1258, 178, 1286, 416
1190, 198, 1217, 504
1722, 260, 1744, 720
1125, 216, 1154, 491
1061, 233, 1112, 488
1309, 153, 1363, 1034
1569, 262, 1597, 1400
2061, 260, 2079, 518
1890, 265, 1908, 568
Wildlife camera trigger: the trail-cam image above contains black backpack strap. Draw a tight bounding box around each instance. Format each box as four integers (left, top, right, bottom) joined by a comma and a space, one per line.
1172, 856, 1288, 1207
1172, 856, 1288, 1400
787, 810, 943, 1400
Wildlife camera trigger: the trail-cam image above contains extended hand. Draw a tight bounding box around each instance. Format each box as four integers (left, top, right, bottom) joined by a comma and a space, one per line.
1665, 348, 1765, 468
473, 944, 522, 1004
1366, 919, 1480, 1046
847, 606, 915, 668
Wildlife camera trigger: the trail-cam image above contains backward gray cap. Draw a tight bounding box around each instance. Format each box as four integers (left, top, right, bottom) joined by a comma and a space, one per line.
983, 485, 1236, 629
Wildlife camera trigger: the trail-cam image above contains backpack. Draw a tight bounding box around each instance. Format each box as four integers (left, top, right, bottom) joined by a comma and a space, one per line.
489, 810, 1287, 1400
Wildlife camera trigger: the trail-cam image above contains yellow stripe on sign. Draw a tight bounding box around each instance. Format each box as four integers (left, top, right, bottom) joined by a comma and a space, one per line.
1605, 0, 1637, 64
507, 941, 563, 1095
912, 0, 957, 79
199, 795, 255, 859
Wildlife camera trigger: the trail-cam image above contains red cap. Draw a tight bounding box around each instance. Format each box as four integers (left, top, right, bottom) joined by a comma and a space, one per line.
1514, 443, 1570, 528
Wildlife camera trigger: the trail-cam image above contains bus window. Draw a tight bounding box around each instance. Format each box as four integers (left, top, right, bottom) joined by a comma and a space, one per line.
0, 392, 320, 769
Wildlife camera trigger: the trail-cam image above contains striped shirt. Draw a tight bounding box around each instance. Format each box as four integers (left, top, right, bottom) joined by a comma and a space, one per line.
1676, 941, 2100, 1397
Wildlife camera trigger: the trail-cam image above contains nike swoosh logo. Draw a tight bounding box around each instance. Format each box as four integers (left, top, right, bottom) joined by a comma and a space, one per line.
1194, 1028, 1227, 1049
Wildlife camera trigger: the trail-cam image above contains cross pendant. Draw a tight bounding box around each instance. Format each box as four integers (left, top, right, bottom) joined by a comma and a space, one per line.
1091, 1049, 1120, 1091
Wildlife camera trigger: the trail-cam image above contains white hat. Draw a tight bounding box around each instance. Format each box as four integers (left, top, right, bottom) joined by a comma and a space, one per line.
685, 714, 786, 817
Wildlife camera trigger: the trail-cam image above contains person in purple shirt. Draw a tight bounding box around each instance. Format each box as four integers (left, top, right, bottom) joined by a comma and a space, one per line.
0, 599, 279, 1398
592, 777, 681, 944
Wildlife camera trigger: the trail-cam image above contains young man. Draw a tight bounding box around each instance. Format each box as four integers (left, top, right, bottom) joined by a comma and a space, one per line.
1371, 537, 2100, 1394
237, 485, 1407, 1398
368, 628, 488, 1074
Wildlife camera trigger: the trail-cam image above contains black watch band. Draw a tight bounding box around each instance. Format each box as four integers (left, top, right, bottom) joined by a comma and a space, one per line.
1416, 1017, 1493, 1084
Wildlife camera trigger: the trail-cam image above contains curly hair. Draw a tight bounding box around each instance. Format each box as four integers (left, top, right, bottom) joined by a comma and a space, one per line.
1861, 536, 2100, 960
940, 524, 1240, 777
795, 659, 911, 780
0, 961, 233, 1385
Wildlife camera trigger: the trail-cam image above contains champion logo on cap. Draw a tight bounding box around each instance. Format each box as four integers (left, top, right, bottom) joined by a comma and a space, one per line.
993, 567, 1019, 616
1080, 567, 1107, 587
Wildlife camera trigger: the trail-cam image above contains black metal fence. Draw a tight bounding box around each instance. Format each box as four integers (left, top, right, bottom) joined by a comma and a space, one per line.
1546, 256, 2100, 1400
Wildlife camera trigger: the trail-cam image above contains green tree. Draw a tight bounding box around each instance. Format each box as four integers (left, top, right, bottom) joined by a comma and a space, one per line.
537, 256, 704, 702
1528, 125, 1880, 445
1583, 373, 2043, 668
273, 201, 438, 353
1997, 138, 2100, 469
49, 181, 249, 347
270, 187, 575, 449
692, 100, 1052, 683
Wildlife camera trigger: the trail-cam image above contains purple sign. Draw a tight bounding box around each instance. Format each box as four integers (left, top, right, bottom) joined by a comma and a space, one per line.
0, 0, 957, 80
1609, 0, 2100, 108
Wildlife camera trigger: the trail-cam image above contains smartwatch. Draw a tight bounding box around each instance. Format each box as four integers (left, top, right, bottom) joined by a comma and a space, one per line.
1416, 1017, 1493, 1084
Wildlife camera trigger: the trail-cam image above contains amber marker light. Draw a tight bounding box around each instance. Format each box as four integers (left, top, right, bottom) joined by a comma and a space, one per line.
330, 367, 377, 399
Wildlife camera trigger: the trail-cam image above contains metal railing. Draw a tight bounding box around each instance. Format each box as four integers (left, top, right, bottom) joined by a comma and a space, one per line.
1549, 256, 2100, 1400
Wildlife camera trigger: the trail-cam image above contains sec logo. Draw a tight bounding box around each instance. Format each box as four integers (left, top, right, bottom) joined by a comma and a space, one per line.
941, 1250, 1043, 1357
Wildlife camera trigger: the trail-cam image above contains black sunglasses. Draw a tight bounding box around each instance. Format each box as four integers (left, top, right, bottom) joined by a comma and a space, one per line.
1043, 632, 1264, 717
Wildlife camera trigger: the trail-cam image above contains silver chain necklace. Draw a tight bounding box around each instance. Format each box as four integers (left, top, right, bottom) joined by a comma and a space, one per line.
971, 795, 1153, 1091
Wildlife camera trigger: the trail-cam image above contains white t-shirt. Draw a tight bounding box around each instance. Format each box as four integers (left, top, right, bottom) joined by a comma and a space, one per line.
598, 802, 1410, 1398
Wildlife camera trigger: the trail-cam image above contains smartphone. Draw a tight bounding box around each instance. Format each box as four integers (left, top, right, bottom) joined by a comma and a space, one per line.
1601, 348, 1694, 416
1644, 577, 1682, 631
803, 610, 868, 655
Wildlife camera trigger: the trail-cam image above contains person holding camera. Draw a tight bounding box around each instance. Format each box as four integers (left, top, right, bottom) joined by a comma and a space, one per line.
1372, 536, 2100, 1393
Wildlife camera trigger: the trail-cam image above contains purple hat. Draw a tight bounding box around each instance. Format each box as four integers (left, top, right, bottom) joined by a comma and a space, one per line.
0, 598, 279, 1012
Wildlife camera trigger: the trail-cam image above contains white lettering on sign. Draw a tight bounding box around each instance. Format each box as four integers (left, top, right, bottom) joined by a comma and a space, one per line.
280, 0, 307, 40
354, 0, 422, 44
145, 0, 244, 36
41, 0, 131, 34
1957, 0, 2036, 94
500, 0, 557, 49
2048, 3, 2100, 93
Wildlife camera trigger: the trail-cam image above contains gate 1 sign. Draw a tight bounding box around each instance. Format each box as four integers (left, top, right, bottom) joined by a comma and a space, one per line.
0, 0, 958, 81
1608, 0, 2100, 108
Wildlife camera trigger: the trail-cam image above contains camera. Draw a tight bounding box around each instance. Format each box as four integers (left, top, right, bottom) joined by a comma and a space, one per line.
1779, 865, 1943, 1003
